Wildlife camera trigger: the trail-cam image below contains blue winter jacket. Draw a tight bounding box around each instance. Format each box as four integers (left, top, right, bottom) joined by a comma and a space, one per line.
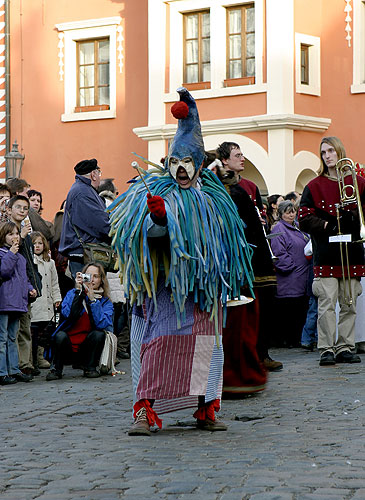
59, 288, 113, 332
0, 247, 34, 313
59, 175, 111, 257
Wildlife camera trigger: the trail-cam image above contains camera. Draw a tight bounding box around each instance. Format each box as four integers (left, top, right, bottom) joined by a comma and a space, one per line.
81, 273, 91, 282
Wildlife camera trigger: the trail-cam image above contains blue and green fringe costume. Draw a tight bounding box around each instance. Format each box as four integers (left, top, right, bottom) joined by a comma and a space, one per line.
108, 168, 254, 333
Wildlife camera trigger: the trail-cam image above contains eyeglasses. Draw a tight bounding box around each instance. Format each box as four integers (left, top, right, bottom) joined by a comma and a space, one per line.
13, 205, 29, 212
233, 153, 244, 159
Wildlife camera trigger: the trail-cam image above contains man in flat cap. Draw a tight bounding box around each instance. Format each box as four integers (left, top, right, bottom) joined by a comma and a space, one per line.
59, 159, 110, 277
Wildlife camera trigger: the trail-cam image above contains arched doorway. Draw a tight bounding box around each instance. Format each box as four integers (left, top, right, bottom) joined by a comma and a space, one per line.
295, 168, 317, 193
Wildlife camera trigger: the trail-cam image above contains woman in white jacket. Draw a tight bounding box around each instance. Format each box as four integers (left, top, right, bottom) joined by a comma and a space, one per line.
30, 232, 62, 373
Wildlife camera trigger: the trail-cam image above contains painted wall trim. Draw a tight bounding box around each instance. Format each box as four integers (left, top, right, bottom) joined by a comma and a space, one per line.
55, 17, 121, 32
164, 84, 267, 101
134, 113, 331, 140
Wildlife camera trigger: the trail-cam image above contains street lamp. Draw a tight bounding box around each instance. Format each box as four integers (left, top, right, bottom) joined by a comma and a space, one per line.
5, 140, 25, 180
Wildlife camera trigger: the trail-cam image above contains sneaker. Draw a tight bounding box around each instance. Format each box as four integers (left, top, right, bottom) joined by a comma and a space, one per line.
84, 370, 100, 378
335, 350, 361, 364
0, 375, 17, 385
13, 372, 33, 382
31, 367, 41, 376
263, 357, 283, 372
319, 351, 336, 366
46, 370, 63, 381
301, 343, 314, 352
196, 417, 228, 432
128, 407, 151, 436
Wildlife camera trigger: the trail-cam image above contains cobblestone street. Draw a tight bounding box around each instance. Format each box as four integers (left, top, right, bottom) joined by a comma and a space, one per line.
1, 347, 365, 499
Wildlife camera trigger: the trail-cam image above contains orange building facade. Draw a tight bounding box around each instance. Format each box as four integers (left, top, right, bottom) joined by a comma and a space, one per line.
4, 0, 149, 219
3, 0, 365, 218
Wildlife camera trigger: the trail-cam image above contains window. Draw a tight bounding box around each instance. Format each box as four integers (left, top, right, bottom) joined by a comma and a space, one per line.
76, 38, 110, 111
300, 44, 309, 85
295, 33, 320, 96
183, 10, 210, 85
165, 0, 265, 100
226, 4, 255, 82
55, 17, 121, 122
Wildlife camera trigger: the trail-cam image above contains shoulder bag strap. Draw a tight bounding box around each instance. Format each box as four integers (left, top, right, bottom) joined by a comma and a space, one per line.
66, 209, 85, 246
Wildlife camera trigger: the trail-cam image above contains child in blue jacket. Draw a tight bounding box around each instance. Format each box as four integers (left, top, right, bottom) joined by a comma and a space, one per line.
0, 222, 36, 385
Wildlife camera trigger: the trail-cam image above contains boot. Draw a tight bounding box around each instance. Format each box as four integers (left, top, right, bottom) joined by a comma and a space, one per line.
128, 407, 151, 436
37, 347, 50, 369
263, 356, 283, 372
194, 399, 227, 432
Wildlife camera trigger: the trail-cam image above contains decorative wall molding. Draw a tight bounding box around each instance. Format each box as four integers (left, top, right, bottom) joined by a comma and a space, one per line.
345, 0, 353, 47
0, 0, 5, 181
55, 17, 121, 32
134, 114, 332, 141
117, 25, 123, 73
58, 33, 64, 81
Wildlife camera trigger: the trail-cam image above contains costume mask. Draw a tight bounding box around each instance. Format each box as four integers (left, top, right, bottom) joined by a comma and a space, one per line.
165, 87, 205, 184
168, 156, 195, 181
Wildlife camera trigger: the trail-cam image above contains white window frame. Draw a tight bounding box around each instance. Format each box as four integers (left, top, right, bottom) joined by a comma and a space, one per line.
351, 0, 365, 93
295, 33, 321, 96
55, 17, 121, 122
165, 0, 265, 102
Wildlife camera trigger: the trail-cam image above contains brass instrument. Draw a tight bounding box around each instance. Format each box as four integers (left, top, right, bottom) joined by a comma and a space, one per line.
334, 157, 365, 304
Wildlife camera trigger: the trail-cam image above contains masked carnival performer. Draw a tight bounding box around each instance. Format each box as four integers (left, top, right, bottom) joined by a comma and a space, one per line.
109, 88, 254, 436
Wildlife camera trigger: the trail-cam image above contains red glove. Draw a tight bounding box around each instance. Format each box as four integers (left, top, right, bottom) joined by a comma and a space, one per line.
147, 193, 166, 219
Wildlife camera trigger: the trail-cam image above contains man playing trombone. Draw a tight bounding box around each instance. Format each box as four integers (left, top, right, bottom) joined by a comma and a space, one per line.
299, 136, 365, 366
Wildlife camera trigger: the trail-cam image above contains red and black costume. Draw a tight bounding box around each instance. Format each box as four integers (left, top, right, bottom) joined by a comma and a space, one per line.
299, 173, 365, 359
298, 175, 365, 278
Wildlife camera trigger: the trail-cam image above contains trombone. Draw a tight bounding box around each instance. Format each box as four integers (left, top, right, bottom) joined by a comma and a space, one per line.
334, 157, 365, 304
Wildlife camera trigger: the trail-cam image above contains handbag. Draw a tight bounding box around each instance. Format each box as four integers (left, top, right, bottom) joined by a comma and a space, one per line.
82, 242, 116, 273
66, 210, 117, 273
37, 311, 60, 350
99, 330, 118, 375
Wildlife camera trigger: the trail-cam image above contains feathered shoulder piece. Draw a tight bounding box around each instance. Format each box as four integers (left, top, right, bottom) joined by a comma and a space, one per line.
108, 166, 254, 329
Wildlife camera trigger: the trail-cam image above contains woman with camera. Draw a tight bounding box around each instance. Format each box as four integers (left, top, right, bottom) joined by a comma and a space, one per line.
46, 262, 113, 381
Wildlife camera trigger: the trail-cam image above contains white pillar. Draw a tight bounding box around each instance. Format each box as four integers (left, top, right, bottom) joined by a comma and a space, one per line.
266, 0, 295, 195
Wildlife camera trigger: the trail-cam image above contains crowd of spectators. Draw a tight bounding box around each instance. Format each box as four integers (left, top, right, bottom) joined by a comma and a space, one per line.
1, 136, 361, 390
0, 165, 130, 386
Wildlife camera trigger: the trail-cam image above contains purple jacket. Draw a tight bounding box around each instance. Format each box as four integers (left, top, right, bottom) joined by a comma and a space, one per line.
270, 220, 310, 298
0, 247, 33, 313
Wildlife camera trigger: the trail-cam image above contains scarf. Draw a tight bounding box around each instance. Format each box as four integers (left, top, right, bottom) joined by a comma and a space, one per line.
92, 287, 104, 300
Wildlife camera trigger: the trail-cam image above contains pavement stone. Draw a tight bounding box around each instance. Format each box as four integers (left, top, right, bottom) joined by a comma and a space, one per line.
2, 350, 365, 498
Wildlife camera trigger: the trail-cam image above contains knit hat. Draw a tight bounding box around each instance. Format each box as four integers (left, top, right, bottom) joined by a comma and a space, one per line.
165, 87, 205, 180
74, 158, 99, 175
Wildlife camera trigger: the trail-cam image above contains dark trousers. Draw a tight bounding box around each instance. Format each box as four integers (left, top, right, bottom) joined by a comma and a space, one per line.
256, 286, 276, 360
31, 321, 49, 368
113, 302, 130, 354
52, 329, 105, 373
272, 296, 309, 347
